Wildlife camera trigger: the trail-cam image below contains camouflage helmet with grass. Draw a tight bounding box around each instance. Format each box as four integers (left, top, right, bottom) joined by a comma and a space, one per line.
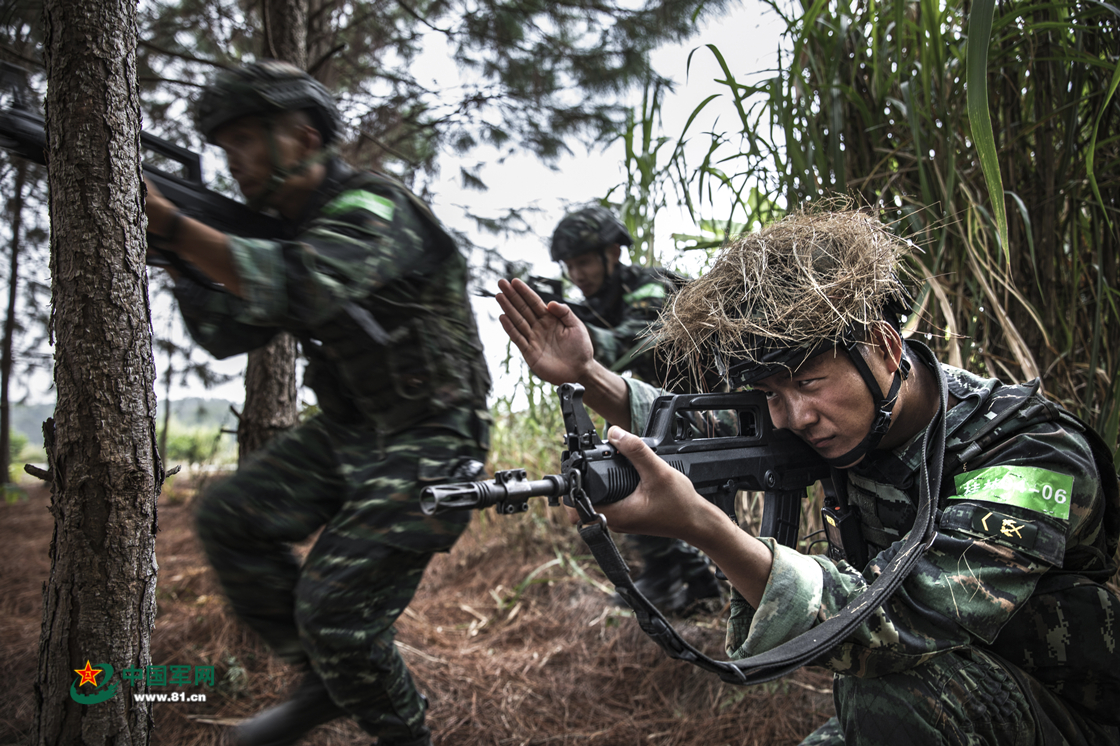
550, 206, 633, 262
659, 207, 917, 465
195, 60, 342, 145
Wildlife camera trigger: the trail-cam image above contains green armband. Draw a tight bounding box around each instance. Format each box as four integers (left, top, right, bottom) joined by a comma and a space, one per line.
951, 465, 1073, 521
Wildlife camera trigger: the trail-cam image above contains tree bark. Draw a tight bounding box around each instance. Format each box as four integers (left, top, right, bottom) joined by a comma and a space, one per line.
261, 0, 308, 67
1, 159, 28, 487
34, 0, 159, 743
238, 333, 299, 463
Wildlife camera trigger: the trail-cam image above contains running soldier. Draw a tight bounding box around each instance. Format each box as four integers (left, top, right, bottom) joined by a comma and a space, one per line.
143, 61, 491, 746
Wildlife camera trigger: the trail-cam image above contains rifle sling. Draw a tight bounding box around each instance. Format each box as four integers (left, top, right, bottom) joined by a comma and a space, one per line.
577, 341, 948, 685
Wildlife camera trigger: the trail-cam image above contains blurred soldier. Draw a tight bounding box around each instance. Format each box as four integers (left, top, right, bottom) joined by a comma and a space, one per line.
547, 206, 722, 614
143, 61, 491, 746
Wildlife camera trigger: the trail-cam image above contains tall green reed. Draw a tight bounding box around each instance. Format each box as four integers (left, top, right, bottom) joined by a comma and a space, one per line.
673, 0, 1120, 458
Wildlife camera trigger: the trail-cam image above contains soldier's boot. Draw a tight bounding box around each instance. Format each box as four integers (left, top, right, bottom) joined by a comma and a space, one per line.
630, 563, 689, 612
678, 553, 724, 606
372, 726, 432, 746
362, 694, 433, 746
618, 550, 724, 615
228, 672, 346, 746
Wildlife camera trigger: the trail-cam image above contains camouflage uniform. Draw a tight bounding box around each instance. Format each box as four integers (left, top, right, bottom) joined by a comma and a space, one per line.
573, 262, 723, 603
625, 361, 1120, 745
581, 262, 679, 385
180, 158, 491, 744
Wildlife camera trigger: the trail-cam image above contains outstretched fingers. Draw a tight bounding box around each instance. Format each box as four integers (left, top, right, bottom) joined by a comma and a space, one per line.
497, 278, 546, 322
497, 279, 541, 351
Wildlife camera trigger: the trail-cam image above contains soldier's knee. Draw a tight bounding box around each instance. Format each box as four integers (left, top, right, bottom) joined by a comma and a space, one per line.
193, 481, 242, 550
833, 650, 1036, 746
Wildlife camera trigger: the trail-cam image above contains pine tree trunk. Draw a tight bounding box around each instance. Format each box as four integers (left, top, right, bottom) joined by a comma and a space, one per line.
236, 0, 308, 462
1, 159, 27, 487
33, 0, 159, 743
238, 333, 299, 463
262, 0, 307, 66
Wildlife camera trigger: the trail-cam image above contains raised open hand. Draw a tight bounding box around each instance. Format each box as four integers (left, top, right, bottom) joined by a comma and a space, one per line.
496, 278, 595, 386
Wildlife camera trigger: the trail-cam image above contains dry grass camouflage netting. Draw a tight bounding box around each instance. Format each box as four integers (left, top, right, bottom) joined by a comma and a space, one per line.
657, 206, 918, 381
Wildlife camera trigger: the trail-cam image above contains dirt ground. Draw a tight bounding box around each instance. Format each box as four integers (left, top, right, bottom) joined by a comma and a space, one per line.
0, 478, 834, 746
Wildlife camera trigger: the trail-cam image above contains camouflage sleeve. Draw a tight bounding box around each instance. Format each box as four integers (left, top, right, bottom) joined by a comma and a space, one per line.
624, 377, 666, 433
172, 276, 280, 359
226, 183, 433, 329
587, 280, 668, 371
726, 423, 1102, 678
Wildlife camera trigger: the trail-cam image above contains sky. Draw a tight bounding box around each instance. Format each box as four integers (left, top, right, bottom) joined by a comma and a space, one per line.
25, 1, 789, 407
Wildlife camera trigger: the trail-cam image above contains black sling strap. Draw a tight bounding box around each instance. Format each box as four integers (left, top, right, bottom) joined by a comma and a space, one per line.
573, 341, 948, 685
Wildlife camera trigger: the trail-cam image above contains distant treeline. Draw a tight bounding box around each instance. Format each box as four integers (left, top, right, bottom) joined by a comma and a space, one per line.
11, 398, 239, 448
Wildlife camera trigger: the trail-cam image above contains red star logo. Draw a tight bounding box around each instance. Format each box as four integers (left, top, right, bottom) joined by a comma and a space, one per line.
74, 661, 102, 687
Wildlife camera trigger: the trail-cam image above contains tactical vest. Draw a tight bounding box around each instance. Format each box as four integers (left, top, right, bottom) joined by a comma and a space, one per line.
836, 369, 1120, 724
299, 167, 491, 435
585, 264, 689, 388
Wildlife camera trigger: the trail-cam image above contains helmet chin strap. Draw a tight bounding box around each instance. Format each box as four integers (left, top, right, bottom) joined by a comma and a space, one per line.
246, 117, 334, 212
822, 342, 912, 468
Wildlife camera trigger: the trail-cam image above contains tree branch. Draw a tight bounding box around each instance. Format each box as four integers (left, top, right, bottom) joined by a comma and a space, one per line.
396, 0, 453, 35
139, 39, 226, 72
24, 463, 50, 482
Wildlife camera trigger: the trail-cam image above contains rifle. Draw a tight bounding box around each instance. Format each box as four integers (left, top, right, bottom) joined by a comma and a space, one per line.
424, 383, 843, 685
421, 383, 829, 549
520, 274, 601, 327
0, 62, 281, 285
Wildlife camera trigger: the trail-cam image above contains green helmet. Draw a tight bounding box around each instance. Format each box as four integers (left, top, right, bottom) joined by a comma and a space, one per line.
549, 206, 633, 262
195, 60, 342, 145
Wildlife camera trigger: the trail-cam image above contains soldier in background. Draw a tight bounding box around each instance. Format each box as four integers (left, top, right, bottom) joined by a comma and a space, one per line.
143, 62, 491, 746
546, 206, 723, 614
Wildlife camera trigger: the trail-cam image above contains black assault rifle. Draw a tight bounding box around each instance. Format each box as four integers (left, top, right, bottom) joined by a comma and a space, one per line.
424, 383, 848, 687
421, 383, 829, 550
0, 62, 282, 284
519, 275, 600, 328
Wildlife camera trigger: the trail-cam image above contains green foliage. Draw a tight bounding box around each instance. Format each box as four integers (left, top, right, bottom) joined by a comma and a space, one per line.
4, 431, 33, 502
131, 0, 736, 184
162, 419, 234, 468
9, 429, 26, 462
604, 77, 674, 268
489, 344, 567, 480
965, 0, 1008, 258
672, 0, 1120, 455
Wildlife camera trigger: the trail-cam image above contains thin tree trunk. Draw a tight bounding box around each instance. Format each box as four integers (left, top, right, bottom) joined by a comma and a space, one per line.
34, 0, 159, 742
236, 0, 308, 462
238, 333, 299, 463
1, 159, 27, 486
262, 0, 307, 66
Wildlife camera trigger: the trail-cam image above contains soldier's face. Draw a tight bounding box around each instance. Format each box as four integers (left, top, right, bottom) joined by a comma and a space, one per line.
750, 349, 880, 467
214, 116, 305, 203
562, 246, 620, 298
563, 252, 607, 297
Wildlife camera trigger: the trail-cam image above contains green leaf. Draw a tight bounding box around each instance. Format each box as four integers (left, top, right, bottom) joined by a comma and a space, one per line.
965, 0, 1009, 262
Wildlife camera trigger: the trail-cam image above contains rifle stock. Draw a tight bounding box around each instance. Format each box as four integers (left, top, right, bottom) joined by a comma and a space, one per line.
421, 383, 829, 548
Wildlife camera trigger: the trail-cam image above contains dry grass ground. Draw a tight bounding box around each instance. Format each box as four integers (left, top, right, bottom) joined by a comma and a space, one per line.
0, 477, 833, 746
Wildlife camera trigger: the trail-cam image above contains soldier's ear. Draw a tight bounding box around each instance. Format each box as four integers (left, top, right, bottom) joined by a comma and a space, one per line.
867, 322, 904, 374
605, 243, 622, 266
299, 124, 323, 155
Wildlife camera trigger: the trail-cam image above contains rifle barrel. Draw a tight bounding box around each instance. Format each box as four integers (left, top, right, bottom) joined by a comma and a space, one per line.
420, 470, 569, 515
